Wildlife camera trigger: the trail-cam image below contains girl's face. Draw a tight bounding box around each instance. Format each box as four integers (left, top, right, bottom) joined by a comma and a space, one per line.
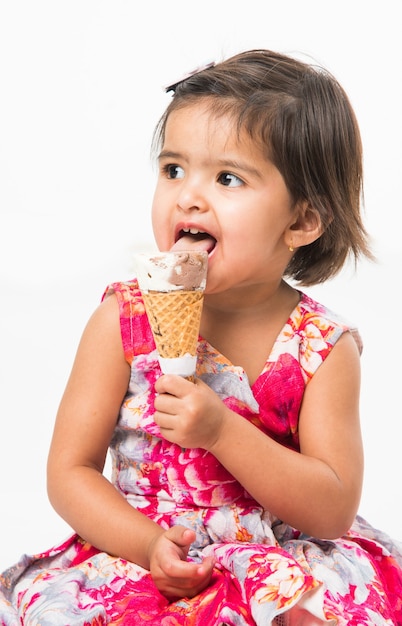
151, 103, 299, 296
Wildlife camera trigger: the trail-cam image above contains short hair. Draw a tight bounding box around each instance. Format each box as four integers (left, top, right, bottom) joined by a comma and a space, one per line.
153, 49, 373, 285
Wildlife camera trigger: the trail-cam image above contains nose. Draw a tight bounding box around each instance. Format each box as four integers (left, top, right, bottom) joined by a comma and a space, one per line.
176, 177, 208, 213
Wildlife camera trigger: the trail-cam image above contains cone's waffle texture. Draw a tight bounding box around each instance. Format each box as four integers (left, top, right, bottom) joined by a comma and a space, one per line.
142, 290, 204, 358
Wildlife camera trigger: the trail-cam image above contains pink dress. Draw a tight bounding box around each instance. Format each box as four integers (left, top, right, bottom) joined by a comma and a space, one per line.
1, 281, 402, 625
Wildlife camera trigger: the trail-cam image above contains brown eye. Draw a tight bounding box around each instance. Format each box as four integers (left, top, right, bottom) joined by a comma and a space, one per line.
218, 172, 243, 187
165, 164, 185, 179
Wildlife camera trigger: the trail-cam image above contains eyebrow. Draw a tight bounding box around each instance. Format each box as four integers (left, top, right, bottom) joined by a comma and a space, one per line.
158, 150, 184, 162
158, 151, 263, 179
216, 158, 262, 179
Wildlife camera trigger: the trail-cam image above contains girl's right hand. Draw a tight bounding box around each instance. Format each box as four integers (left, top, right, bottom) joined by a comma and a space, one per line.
148, 525, 215, 600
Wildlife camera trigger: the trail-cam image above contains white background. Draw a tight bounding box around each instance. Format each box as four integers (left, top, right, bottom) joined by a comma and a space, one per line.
0, 1, 401, 572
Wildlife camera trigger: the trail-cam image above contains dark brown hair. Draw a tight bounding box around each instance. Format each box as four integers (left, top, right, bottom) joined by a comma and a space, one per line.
153, 49, 373, 285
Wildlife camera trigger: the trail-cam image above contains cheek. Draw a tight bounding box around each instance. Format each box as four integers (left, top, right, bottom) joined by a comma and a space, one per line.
150, 198, 162, 239
151, 199, 171, 250
225, 213, 261, 244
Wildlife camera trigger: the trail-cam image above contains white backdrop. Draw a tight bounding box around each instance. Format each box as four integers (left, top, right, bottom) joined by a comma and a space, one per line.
1, 1, 401, 572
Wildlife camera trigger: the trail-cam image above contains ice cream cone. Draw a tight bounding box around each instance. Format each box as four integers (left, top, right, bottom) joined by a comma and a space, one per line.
142, 290, 204, 379
135, 251, 208, 379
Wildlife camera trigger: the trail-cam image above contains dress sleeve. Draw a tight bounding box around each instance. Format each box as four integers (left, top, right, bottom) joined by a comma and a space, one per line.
349, 327, 363, 355
101, 280, 154, 365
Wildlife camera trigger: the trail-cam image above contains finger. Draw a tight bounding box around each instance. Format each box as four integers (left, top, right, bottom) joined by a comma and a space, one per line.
155, 374, 194, 396
162, 557, 201, 580
199, 555, 216, 574
161, 575, 208, 601
165, 525, 196, 549
156, 555, 215, 600
154, 392, 180, 415
177, 560, 215, 587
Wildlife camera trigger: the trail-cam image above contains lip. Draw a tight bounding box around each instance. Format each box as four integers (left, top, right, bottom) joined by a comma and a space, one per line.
174, 222, 217, 254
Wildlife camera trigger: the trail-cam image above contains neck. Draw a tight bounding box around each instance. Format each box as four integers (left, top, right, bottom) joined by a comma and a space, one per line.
203, 280, 297, 319
199, 280, 301, 384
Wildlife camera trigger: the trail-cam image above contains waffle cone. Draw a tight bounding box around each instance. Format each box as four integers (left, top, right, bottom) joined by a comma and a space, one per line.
142, 290, 204, 359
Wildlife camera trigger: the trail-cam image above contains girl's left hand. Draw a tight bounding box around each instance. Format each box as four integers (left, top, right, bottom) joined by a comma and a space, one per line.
154, 375, 227, 449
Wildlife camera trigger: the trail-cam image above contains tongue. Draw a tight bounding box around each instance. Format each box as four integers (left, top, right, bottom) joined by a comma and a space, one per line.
170, 234, 215, 253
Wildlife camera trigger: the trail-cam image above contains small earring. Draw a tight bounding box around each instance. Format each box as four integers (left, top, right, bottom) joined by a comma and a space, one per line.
288, 240, 294, 252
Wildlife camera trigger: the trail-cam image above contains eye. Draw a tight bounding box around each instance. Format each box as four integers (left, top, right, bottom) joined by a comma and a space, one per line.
218, 172, 243, 187
163, 164, 185, 180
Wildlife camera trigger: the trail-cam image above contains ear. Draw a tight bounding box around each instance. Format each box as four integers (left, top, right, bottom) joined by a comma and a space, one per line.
285, 201, 323, 249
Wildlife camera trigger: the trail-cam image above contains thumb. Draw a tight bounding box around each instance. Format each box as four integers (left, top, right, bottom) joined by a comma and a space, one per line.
166, 525, 196, 549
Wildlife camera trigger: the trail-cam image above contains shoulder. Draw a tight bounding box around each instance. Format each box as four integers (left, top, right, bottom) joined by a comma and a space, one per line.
282, 291, 362, 382
101, 279, 154, 363
102, 279, 142, 308
296, 291, 362, 354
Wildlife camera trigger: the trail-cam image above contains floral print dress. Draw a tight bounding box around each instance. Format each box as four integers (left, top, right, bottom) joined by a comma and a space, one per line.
1, 281, 402, 625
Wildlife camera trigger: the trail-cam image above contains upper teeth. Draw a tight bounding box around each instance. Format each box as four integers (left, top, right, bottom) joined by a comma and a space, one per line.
183, 228, 204, 235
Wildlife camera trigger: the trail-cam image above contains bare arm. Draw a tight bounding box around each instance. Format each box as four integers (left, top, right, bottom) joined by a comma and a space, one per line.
154, 331, 364, 539
47, 294, 164, 567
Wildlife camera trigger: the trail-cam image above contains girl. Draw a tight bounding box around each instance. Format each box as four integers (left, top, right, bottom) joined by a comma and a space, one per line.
1, 49, 402, 625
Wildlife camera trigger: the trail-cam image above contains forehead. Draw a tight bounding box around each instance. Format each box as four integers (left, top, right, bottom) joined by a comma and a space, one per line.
165, 101, 232, 135
163, 101, 263, 158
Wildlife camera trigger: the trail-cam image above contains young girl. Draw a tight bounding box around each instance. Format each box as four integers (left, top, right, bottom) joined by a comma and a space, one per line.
1, 49, 402, 625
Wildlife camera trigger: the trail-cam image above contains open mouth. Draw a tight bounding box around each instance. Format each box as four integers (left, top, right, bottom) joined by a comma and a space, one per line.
172, 228, 217, 254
